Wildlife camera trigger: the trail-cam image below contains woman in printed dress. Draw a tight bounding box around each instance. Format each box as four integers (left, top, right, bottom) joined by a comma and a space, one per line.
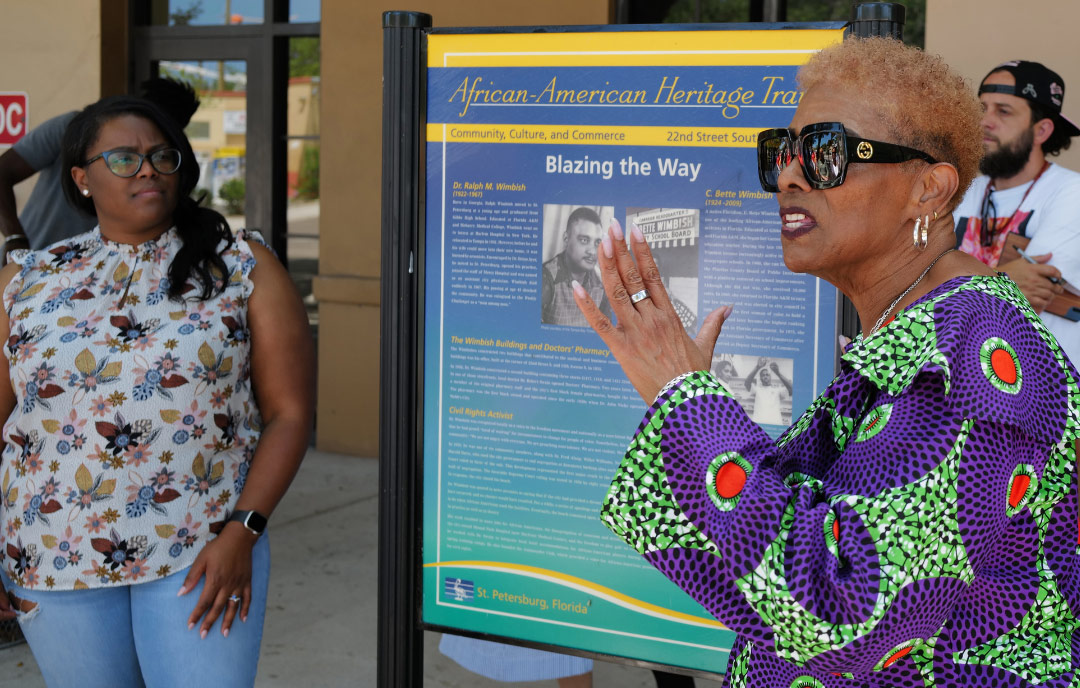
573, 38, 1080, 686
0, 95, 313, 687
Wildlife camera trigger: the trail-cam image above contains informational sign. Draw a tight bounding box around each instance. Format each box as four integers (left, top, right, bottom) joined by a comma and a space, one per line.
421, 25, 845, 674
0, 92, 28, 146
211, 147, 245, 203
222, 109, 246, 134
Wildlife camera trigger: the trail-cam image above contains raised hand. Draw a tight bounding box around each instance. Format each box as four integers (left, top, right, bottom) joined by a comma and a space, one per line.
573, 219, 732, 403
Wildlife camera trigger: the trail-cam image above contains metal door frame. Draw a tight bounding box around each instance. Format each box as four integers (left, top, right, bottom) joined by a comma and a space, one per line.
130, 1, 320, 262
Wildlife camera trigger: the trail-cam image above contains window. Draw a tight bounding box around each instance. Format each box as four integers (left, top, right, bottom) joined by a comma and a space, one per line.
185, 120, 211, 140
150, 0, 265, 26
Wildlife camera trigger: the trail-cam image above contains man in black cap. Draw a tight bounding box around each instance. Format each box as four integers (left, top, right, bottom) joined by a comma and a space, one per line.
955, 60, 1080, 363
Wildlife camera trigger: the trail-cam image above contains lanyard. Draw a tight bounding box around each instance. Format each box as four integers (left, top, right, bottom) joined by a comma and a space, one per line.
979, 161, 1050, 246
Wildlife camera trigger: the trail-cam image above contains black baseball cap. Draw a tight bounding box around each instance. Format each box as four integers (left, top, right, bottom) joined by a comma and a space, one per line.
979, 60, 1080, 137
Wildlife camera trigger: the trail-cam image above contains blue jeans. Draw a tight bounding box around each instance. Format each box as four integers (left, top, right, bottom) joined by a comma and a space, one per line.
3, 533, 270, 688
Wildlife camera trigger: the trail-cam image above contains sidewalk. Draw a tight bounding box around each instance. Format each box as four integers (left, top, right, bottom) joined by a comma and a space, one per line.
0, 449, 714, 687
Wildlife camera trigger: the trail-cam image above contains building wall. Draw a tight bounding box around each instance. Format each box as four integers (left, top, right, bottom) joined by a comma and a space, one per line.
0, 0, 103, 207
185, 91, 248, 152
317, 1, 612, 456
926, 0, 1080, 174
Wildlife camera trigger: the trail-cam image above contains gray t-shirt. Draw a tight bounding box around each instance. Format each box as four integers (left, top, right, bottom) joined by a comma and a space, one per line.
13, 111, 97, 249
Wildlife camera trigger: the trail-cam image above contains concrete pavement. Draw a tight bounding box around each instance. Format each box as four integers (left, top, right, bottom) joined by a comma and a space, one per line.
0, 449, 717, 687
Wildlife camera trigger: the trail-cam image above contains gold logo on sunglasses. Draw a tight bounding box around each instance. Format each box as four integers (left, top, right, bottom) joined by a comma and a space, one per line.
856, 141, 874, 160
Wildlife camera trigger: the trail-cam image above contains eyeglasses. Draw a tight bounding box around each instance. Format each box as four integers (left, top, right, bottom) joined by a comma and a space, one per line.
83, 148, 182, 178
756, 122, 936, 192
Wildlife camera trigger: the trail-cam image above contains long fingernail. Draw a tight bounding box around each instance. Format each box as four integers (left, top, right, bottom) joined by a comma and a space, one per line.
188, 621, 195, 630
223, 628, 230, 638
724, 304, 734, 318
602, 235, 613, 258
610, 218, 624, 241
200, 629, 208, 639
571, 279, 585, 298
631, 223, 644, 243
177, 586, 187, 597
241, 614, 248, 623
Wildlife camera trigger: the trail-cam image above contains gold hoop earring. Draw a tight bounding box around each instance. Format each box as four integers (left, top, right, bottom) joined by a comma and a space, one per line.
913, 217, 926, 250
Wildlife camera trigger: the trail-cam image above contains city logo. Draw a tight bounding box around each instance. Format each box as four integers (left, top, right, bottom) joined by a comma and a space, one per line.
444, 577, 474, 602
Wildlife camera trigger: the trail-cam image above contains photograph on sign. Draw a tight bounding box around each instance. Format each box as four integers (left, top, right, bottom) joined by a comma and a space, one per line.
627, 206, 700, 332
540, 204, 614, 327
711, 352, 794, 427
421, 25, 845, 674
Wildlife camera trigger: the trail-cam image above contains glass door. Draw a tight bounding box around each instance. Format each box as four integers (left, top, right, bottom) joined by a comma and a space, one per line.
132, 2, 320, 333
285, 36, 319, 329
157, 59, 249, 230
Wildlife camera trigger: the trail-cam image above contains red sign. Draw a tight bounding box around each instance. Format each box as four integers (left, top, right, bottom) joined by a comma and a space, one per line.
0, 93, 28, 146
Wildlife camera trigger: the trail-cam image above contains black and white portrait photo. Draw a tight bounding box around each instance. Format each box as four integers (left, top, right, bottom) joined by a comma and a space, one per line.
540, 204, 615, 327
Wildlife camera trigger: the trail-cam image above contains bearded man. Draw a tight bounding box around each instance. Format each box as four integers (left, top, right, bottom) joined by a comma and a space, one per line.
954, 60, 1080, 363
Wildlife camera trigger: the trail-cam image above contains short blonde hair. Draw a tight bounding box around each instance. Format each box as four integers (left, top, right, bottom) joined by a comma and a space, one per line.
797, 38, 983, 211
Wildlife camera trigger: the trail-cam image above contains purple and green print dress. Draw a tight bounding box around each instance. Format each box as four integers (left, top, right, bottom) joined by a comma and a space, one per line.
601, 274, 1080, 687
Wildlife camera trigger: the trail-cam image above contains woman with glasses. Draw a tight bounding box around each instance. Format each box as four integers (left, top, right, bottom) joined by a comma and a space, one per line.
574, 38, 1079, 686
0, 95, 314, 687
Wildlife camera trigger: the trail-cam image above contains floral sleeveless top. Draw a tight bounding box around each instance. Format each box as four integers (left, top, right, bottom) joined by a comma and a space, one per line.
1, 227, 263, 590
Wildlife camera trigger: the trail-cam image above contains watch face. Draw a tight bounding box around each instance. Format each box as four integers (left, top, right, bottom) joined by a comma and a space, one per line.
232, 510, 267, 534
245, 511, 268, 533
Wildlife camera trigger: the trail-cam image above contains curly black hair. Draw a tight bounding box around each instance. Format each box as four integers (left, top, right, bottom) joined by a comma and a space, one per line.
138, 77, 200, 129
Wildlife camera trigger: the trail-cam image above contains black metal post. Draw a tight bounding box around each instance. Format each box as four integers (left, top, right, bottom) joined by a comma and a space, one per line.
378, 10, 431, 688
750, 0, 787, 23
850, 2, 906, 41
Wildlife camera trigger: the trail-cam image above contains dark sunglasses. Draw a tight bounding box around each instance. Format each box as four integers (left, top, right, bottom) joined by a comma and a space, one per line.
756, 122, 936, 192
84, 148, 182, 178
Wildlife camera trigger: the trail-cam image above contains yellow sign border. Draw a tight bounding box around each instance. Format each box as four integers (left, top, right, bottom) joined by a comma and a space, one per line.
429, 29, 845, 67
